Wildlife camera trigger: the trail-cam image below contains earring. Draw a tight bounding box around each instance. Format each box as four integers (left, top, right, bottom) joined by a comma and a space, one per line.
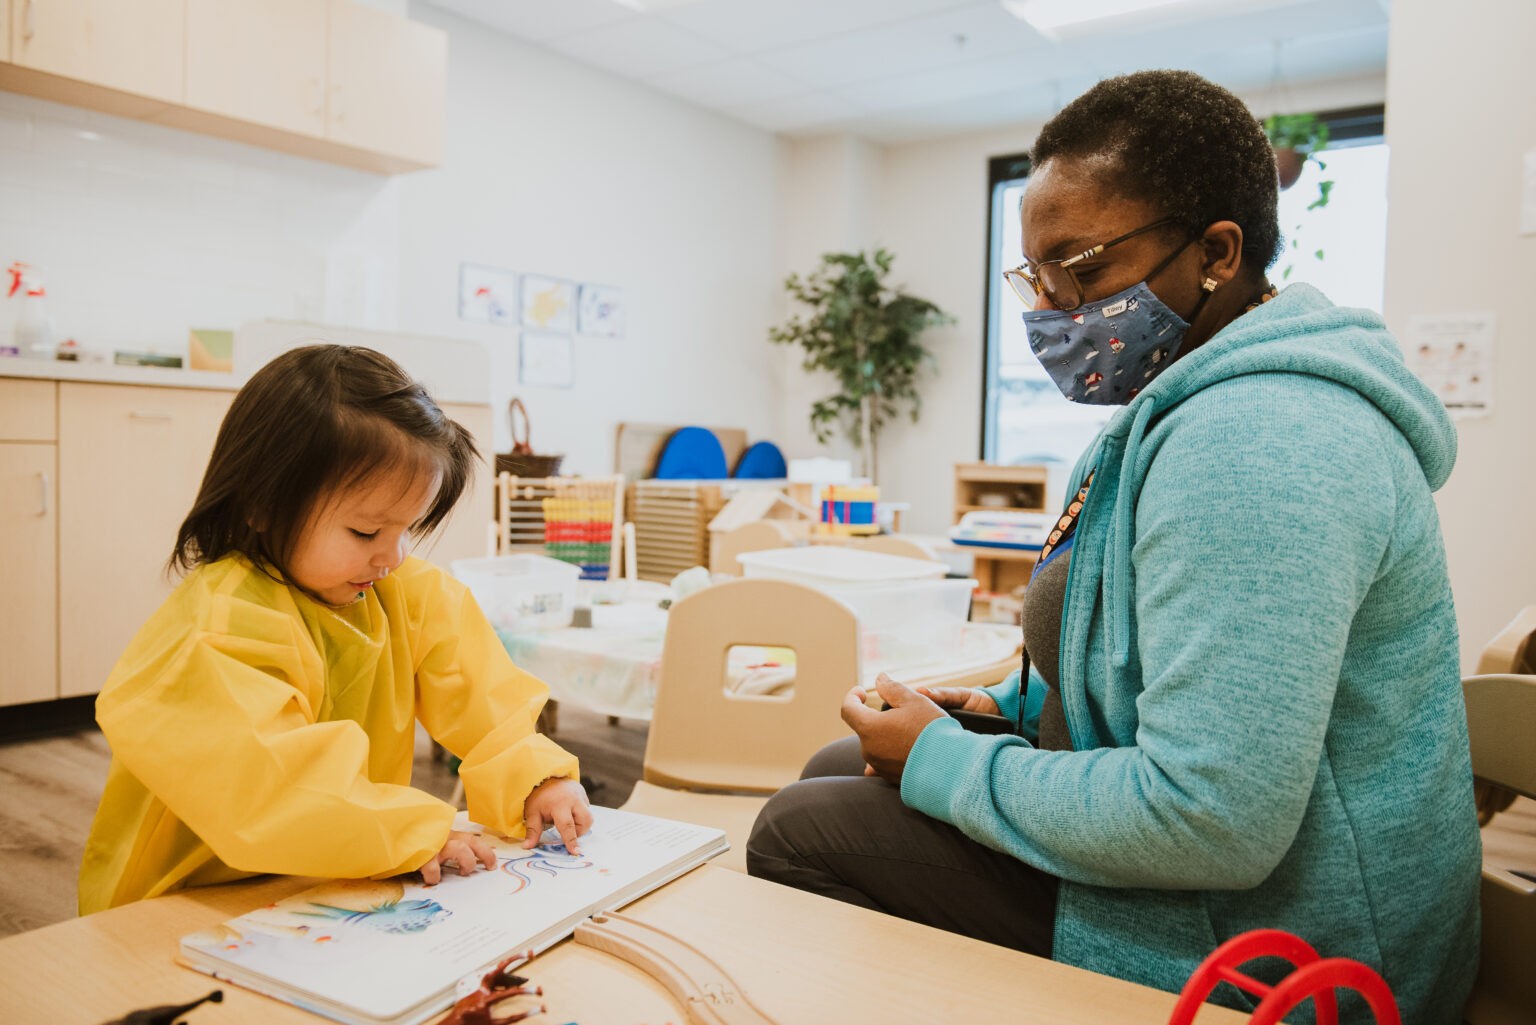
1201, 277, 1219, 292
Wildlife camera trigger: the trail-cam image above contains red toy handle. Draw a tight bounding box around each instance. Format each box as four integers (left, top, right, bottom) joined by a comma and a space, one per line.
1169, 928, 1400, 1025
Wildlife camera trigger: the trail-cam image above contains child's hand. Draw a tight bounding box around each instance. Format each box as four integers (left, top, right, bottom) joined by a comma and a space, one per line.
421, 830, 497, 885
522, 777, 593, 855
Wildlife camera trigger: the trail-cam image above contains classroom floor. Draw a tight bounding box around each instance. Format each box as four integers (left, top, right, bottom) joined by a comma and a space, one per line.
0, 704, 647, 938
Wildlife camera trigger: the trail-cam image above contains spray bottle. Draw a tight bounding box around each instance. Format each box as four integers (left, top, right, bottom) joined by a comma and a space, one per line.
7, 262, 56, 360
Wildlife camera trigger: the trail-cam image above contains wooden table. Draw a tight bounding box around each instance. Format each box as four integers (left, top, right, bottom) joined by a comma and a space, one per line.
0, 866, 1248, 1025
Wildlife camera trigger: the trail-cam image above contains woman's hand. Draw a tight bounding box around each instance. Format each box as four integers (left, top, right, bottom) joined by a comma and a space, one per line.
521, 777, 593, 855
840, 673, 946, 786
914, 685, 1001, 716
421, 830, 498, 885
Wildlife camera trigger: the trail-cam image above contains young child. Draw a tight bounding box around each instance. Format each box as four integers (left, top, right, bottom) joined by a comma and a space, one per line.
78, 344, 590, 915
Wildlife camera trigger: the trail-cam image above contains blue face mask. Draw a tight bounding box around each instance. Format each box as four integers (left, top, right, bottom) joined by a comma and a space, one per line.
1021, 281, 1194, 405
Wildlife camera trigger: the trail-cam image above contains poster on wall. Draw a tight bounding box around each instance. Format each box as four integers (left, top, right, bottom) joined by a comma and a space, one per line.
520, 275, 576, 332
458, 263, 517, 325
578, 283, 624, 338
519, 331, 574, 389
1403, 312, 1496, 418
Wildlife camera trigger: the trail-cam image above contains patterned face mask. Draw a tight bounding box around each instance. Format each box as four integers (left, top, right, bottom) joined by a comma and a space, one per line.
1021, 281, 1193, 405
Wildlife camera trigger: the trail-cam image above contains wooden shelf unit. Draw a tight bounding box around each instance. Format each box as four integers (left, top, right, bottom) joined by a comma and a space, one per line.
953, 463, 1050, 616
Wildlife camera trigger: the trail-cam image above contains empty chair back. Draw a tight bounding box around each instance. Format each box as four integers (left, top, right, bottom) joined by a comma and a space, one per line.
643, 577, 860, 794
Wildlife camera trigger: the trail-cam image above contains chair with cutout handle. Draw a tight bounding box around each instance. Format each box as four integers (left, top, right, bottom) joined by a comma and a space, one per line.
621, 577, 861, 872
1461, 673, 1536, 1025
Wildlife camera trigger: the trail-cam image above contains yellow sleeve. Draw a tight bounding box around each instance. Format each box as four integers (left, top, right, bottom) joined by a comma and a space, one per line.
411, 571, 580, 838
96, 593, 455, 881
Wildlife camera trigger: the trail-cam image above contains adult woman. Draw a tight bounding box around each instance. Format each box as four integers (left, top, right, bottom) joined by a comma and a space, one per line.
748, 71, 1479, 1024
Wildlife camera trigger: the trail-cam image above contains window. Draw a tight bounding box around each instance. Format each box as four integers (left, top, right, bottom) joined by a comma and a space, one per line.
981, 105, 1386, 474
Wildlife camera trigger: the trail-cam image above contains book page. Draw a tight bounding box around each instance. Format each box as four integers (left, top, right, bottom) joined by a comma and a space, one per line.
180, 807, 726, 1025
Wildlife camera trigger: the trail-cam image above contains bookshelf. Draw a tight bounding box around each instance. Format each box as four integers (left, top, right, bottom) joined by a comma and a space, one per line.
953, 463, 1050, 619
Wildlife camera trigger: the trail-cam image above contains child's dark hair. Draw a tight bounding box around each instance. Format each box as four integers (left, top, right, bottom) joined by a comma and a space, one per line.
171, 344, 478, 577
1031, 69, 1282, 271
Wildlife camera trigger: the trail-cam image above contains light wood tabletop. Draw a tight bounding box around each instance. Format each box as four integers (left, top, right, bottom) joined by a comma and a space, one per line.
0, 865, 1249, 1025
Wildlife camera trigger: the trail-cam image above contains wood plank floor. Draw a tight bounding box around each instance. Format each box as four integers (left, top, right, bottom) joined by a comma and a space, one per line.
0, 704, 647, 938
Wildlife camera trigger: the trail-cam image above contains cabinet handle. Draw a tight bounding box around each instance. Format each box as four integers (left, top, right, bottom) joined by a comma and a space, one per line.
23, 0, 35, 41
128, 411, 174, 422
37, 471, 48, 517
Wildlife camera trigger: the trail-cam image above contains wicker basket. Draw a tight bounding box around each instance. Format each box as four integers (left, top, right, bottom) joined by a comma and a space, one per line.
496, 398, 564, 478
495, 451, 565, 477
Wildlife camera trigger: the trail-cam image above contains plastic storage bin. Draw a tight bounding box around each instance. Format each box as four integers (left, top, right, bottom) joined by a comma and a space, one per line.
451, 555, 580, 631
738, 547, 976, 668
736, 546, 946, 585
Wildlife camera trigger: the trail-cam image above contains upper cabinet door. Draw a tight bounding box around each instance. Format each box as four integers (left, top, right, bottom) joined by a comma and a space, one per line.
327, 0, 445, 167
10, 0, 185, 103
2, 0, 11, 63
185, 0, 325, 138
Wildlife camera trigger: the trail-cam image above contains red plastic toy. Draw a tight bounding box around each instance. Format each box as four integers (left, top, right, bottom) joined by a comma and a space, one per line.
1169, 928, 1401, 1025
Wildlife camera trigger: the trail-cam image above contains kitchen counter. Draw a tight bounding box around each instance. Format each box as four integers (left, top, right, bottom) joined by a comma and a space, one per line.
0, 320, 493, 404
0, 357, 238, 391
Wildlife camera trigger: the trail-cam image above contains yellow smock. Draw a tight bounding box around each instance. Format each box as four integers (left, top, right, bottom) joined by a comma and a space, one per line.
78, 554, 578, 914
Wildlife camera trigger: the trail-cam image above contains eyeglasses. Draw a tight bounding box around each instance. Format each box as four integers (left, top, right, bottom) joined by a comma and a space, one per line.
1003, 217, 1183, 312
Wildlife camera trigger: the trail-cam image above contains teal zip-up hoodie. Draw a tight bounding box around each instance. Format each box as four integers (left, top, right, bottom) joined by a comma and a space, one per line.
903, 285, 1480, 1023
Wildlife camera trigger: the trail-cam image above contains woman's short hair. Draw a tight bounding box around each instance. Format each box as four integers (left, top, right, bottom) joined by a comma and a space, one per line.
1031, 69, 1282, 271
171, 344, 478, 577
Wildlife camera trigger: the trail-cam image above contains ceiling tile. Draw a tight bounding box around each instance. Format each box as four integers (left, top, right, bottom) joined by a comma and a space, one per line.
423, 0, 636, 42
644, 58, 811, 108
832, 49, 1083, 112
756, 6, 1049, 90
541, 17, 730, 79
657, 0, 981, 53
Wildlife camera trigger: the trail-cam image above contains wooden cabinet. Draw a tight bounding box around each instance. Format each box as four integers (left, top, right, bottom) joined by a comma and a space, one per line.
185, 0, 325, 138
326, 0, 445, 168
0, 376, 490, 708
8, 0, 184, 103
0, 0, 445, 174
953, 462, 1049, 608
0, 379, 58, 707
57, 383, 231, 698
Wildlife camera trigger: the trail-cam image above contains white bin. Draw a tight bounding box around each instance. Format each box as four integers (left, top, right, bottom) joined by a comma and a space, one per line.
451, 555, 580, 631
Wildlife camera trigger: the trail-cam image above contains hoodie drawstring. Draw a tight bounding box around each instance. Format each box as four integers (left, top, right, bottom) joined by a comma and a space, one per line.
1110, 395, 1158, 666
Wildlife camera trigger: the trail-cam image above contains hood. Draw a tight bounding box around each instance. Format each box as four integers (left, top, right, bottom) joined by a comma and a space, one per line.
1093, 283, 1456, 665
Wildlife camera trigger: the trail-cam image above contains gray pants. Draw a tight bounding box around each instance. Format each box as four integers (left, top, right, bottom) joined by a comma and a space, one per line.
746, 736, 1059, 957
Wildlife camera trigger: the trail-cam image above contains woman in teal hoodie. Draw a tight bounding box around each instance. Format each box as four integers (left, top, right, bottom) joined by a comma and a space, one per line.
748, 71, 1480, 1024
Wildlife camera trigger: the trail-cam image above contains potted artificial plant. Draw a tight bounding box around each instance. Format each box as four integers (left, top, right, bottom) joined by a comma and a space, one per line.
769, 249, 952, 483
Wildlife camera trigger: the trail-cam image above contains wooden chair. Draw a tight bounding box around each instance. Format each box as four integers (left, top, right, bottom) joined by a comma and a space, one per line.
851, 534, 942, 564
1462, 673, 1536, 1025
709, 520, 799, 576
621, 577, 861, 872
496, 472, 625, 580
1474, 608, 1536, 826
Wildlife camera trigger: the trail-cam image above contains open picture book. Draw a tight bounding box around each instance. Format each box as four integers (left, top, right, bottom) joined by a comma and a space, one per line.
178, 806, 728, 1025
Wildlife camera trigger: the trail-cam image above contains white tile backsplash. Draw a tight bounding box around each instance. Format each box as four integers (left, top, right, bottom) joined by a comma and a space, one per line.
0, 92, 393, 357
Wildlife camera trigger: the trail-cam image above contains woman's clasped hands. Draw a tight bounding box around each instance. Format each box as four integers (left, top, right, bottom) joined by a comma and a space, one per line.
841, 674, 1003, 784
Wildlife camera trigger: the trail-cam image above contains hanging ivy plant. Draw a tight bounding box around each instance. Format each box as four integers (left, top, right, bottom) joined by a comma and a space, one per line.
1264, 112, 1337, 279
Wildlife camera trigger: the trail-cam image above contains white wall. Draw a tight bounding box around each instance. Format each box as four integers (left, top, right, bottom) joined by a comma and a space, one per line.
398, 5, 786, 473
0, 4, 787, 479
1384, 0, 1536, 670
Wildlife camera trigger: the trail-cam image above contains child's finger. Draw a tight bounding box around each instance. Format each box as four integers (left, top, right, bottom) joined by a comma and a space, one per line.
420, 857, 442, 886
469, 834, 498, 870
522, 811, 547, 849
552, 807, 582, 855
